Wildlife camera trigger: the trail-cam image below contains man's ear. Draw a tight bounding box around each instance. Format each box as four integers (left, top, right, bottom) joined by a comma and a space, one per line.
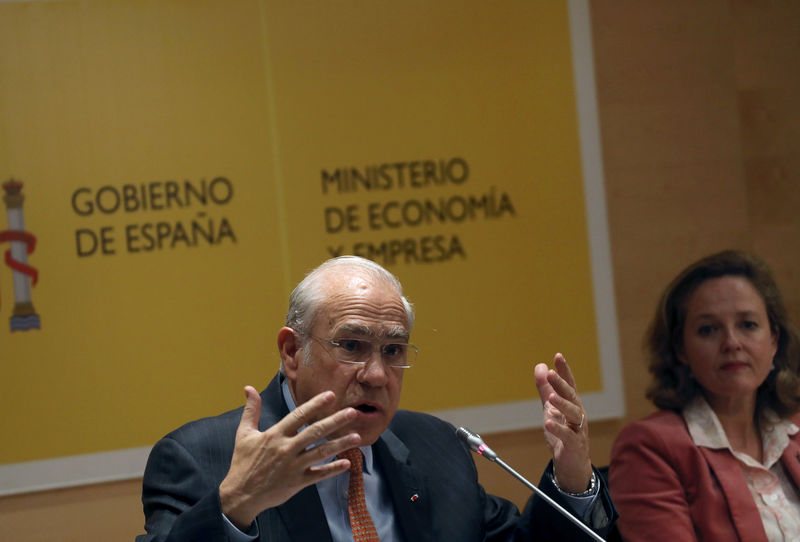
278, 327, 302, 377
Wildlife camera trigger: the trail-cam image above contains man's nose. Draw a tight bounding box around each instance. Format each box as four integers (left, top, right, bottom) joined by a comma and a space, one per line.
357, 349, 389, 385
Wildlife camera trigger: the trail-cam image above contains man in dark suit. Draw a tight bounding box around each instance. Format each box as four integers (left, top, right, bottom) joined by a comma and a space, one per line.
138, 256, 617, 541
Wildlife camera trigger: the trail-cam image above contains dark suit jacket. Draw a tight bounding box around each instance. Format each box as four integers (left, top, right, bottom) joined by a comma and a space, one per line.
610, 410, 800, 542
138, 374, 617, 541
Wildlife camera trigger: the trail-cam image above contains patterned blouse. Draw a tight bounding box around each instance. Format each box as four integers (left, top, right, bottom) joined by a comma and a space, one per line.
683, 396, 800, 542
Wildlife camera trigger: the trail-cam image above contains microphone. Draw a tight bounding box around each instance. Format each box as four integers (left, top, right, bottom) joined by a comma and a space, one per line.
455, 427, 498, 460
456, 426, 604, 542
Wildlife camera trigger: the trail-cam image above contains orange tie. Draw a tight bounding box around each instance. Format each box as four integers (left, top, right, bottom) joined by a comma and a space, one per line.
341, 448, 380, 542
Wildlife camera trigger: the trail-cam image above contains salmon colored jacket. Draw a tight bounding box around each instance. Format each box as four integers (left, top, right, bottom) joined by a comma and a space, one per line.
610, 410, 800, 542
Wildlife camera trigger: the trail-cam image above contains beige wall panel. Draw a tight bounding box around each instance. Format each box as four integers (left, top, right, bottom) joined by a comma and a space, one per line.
599, 103, 743, 170
734, 1, 800, 324
752, 226, 800, 323
739, 89, 800, 160
592, 0, 748, 427
731, 1, 800, 88
0, 480, 142, 541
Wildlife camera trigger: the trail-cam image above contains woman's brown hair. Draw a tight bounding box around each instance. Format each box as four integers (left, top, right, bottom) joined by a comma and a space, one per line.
646, 250, 800, 418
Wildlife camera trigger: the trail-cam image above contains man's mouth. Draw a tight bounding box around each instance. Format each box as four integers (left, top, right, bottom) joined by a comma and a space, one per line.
355, 403, 378, 413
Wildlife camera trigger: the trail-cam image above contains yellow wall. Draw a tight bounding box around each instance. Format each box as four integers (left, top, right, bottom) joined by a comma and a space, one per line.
2, 1, 800, 539
0, 0, 611, 472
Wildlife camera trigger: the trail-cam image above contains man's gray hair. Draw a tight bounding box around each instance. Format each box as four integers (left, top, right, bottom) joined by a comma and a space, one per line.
286, 255, 415, 335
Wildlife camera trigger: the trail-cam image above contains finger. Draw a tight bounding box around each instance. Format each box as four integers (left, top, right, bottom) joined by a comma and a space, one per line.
566, 412, 586, 433
300, 432, 362, 467
543, 398, 563, 420
534, 362, 554, 407
237, 385, 262, 436
276, 390, 337, 435
293, 407, 359, 450
544, 400, 583, 436
548, 392, 585, 426
304, 458, 353, 485
546, 369, 583, 407
544, 416, 586, 442
553, 353, 577, 389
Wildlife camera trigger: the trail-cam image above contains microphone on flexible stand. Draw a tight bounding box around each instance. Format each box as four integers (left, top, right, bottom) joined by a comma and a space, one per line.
456, 427, 604, 542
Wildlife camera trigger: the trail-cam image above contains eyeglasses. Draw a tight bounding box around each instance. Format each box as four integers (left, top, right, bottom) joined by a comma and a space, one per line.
306, 335, 417, 369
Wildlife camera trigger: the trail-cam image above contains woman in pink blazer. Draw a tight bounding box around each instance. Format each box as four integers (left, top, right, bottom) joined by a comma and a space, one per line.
610, 250, 800, 541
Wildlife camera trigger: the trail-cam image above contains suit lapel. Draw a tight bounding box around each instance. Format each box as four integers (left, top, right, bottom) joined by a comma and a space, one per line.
254, 375, 333, 541
274, 486, 334, 542
700, 447, 768, 542
258, 374, 290, 430
374, 430, 434, 542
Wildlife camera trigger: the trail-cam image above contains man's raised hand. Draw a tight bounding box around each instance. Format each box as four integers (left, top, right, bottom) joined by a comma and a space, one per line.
534, 354, 592, 494
219, 386, 361, 529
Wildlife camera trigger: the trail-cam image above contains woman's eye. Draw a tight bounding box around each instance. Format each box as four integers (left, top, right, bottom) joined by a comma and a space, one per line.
697, 325, 714, 336
741, 320, 758, 330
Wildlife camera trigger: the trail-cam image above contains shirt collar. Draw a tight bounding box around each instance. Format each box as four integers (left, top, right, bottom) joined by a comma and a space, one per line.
683, 395, 799, 468
280, 375, 374, 473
